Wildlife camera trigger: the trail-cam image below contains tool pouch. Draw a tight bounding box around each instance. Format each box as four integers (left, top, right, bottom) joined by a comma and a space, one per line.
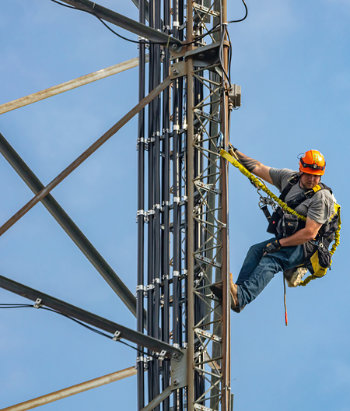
305, 242, 332, 278
267, 208, 299, 238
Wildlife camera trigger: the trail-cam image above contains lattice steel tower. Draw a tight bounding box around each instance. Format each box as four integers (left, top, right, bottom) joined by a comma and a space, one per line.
0, 0, 239, 409
136, 0, 232, 409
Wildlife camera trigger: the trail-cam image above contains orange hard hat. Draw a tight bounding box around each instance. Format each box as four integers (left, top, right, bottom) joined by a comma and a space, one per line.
299, 150, 326, 176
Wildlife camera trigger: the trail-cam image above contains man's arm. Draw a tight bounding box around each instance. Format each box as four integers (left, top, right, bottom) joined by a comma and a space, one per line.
230, 148, 273, 184
279, 217, 322, 247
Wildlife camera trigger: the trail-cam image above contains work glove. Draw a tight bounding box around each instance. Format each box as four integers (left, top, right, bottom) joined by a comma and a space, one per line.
228, 142, 238, 156
263, 239, 281, 256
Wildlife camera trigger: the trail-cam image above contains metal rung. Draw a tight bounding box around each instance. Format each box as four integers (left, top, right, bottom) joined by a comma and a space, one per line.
194, 403, 216, 411
194, 254, 222, 269
194, 180, 220, 194
194, 328, 222, 343
193, 3, 220, 17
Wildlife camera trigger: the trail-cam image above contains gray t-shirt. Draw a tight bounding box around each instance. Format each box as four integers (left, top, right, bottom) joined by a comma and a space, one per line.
269, 168, 335, 224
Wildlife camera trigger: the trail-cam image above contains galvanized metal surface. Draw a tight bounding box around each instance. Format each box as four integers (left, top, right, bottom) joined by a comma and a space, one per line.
0, 132, 138, 318
2, 367, 137, 411
0, 76, 171, 238
0, 57, 145, 115
60, 0, 182, 48
0, 275, 183, 359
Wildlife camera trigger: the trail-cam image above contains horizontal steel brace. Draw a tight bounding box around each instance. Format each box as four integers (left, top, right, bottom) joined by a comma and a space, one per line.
0, 275, 183, 360
60, 0, 182, 49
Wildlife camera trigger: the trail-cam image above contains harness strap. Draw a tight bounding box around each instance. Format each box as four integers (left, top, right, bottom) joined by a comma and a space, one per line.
220, 148, 341, 287
220, 149, 306, 221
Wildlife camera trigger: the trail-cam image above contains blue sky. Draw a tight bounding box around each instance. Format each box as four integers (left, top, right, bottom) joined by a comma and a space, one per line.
0, 1, 349, 410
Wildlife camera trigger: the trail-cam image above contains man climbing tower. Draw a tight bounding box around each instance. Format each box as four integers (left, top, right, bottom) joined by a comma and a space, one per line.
213, 147, 337, 313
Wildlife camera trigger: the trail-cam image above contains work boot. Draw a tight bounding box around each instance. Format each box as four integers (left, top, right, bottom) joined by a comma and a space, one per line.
210, 274, 243, 313
230, 273, 246, 313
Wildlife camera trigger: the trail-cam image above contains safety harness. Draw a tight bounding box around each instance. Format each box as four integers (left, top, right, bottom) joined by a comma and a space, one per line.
220, 148, 342, 287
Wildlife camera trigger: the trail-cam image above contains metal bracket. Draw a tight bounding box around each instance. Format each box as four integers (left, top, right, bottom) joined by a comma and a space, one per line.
139, 348, 188, 410
113, 331, 121, 341
170, 61, 186, 79
171, 348, 187, 387
158, 350, 167, 361
194, 404, 215, 411
228, 84, 242, 110
34, 298, 42, 309
195, 327, 222, 343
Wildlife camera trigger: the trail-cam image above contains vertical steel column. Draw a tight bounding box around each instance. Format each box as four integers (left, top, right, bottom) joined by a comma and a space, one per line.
152, 1, 161, 407
137, 0, 146, 408
186, 0, 195, 408
161, 1, 171, 409
146, 0, 155, 402
220, 1, 231, 408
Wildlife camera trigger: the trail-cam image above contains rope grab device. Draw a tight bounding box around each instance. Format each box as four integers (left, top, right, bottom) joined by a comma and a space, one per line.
220, 146, 341, 287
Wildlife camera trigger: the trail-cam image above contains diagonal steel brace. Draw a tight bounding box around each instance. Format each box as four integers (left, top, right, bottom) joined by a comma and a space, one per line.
0, 76, 172, 237
0, 132, 139, 318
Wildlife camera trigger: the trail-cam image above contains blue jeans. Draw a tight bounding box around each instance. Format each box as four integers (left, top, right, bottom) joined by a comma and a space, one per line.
236, 238, 305, 307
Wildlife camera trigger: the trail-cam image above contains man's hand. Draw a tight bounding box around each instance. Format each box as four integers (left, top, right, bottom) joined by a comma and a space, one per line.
263, 239, 281, 256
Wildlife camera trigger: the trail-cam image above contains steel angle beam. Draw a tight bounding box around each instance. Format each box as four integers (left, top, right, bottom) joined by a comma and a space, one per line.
185, 43, 221, 67
0, 275, 183, 359
59, 0, 182, 49
0, 132, 140, 319
2, 367, 137, 411
0, 57, 148, 115
0, 76, 172, 237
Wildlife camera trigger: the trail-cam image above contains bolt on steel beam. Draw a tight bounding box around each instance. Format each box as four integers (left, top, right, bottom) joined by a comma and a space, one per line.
0, 274, 183, 359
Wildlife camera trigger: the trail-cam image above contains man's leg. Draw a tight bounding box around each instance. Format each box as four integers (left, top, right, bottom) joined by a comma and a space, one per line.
235, 239, 273, 284
235, 243, 305, 307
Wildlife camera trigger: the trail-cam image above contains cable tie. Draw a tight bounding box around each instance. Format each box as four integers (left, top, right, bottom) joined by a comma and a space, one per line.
113, 331, 121, 341
34, 298, 42, 309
